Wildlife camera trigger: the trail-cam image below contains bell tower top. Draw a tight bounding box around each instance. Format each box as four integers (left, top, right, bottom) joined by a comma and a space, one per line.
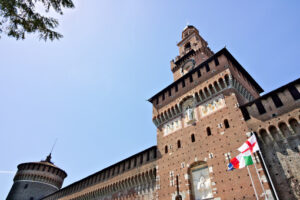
170, 25, 214, 81
182, 25, 198, 39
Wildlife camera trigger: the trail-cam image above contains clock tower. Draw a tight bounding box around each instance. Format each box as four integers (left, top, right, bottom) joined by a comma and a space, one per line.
171, 26, 214, 81
149, 26, 272, 200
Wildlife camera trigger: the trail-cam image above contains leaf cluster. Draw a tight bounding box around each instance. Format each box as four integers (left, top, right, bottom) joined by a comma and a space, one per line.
0, 0, 74, 41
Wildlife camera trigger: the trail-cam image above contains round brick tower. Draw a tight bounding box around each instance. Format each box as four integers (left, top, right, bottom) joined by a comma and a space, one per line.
6, 154, 67, 200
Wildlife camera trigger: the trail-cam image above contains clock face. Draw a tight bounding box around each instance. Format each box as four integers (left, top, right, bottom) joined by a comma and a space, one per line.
181, 59, 195, 75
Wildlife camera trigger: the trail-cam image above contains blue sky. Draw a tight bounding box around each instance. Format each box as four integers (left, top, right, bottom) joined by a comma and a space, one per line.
1, 0, 299, 198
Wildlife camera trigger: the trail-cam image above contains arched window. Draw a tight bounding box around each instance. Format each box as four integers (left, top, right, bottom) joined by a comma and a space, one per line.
259, 129, 272, 144
191, 134, 195, 142
279, 122, 291, 137
224, 119, 230, 128
165, 145, 168, 154
177, 140, 181, 148
209, 84, 215, 95
207, 127, 211, 136
204, 87, 210, 97
185, 42, 191, 51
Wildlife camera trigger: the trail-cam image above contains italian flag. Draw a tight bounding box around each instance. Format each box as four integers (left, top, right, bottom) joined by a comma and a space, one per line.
230, 151, 253, 169
229, 134, 259, 169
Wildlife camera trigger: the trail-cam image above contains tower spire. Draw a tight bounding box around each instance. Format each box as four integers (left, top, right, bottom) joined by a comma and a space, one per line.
42, 138, 58, 164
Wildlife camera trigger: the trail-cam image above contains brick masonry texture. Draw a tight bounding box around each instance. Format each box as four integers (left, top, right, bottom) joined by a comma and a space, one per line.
7, 25, 300, 200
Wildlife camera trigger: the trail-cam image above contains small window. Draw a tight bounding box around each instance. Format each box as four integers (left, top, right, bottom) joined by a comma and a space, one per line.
197, 69, 201, 77
224, 119, 230, 128
112, 168, 115, 175
185, 42, 191, 50
175, 84, 178, 92
214, 57, 219, 66
240, 106, 251, 120
127, 162, 130, 169
177, 140, 181, 148
182, 80, 185, 88
189, 75, 193, 83
191, 134, 195, 142
165, 145, 168, 154
205, 64, 210, 72
255, 101, 266, 114
207, 127, 212, 136
140, 155, 143, 164
288, 85, 300, 100
271, 94, 283, 107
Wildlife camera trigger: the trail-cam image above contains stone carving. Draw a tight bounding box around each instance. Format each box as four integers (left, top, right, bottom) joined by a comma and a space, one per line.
181, 97, 197, 125
163, 117, 182, 136
186, 106, 195, 122
191, 164, 213, 200
199, 95, 226, 118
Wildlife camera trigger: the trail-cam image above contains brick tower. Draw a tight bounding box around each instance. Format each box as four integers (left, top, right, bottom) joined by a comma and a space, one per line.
6, 154, 67, 200
149, 26, 274, 199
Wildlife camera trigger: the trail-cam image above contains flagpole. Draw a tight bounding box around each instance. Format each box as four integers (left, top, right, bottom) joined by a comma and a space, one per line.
252, 132, 279, 200
258, 149, 279, 200
252, 154, 267, 199
247, 166, 259, 200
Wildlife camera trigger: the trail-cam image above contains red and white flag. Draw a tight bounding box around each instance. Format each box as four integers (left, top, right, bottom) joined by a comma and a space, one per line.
238, 134, 260, 154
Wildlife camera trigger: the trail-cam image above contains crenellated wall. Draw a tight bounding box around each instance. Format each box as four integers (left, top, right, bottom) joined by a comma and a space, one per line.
42, 146, 157, 200
241, 78, 300, 200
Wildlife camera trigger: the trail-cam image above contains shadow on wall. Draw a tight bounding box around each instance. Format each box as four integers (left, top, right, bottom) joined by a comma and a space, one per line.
258, 117, 300, 200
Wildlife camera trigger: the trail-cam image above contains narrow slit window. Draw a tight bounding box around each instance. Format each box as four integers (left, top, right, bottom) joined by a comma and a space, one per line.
271, 94, 283, 107
177, 140, 181, 148
288, 85, 300, 100
214, 57, 219, 66
241, 106, 251, 120
205, 64, 210, 72
165, 145, 168, 154
191, 134, 195, 142
224, 119, 230, 128
207, 127, 212, 136
190, 75, 193, 83
182, 80, 185, 88
197, 69, 201, 77
140, 155, 143, 164
255, 101, 266, 114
